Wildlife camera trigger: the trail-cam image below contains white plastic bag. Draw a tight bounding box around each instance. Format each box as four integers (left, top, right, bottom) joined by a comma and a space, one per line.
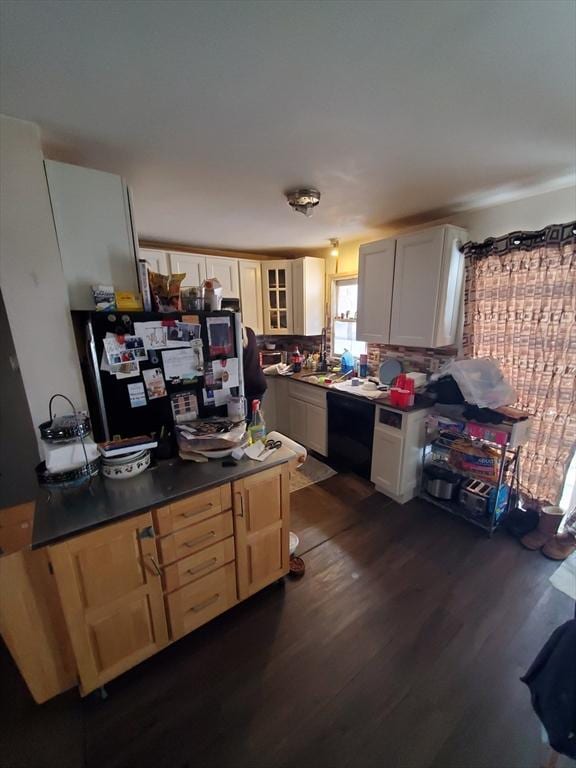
433, 358, 516, 409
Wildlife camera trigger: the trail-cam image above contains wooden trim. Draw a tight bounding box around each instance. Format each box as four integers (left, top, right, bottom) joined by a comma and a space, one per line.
279, 464, 290, 574
138, 240, 290, 262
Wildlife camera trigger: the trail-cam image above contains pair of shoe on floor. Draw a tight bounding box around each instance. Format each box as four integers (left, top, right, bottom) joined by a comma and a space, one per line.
521, 506, 576, 560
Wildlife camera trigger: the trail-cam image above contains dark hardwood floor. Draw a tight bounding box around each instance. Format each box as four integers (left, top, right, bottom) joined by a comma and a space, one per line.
1, 472, 573, 768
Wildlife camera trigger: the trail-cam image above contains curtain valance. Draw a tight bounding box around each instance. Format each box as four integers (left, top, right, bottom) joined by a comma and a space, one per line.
462, 221, 575, 260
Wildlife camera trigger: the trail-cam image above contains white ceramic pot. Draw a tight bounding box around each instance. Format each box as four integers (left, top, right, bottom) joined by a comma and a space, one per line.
102, 450, 150, 480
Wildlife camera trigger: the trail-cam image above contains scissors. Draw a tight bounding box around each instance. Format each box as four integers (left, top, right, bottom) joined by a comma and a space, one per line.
256, 438, 282, 461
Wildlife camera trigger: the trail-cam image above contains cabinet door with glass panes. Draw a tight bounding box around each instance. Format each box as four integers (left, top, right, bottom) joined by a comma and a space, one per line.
332, 277, 367, 357
262, 261, 293, 334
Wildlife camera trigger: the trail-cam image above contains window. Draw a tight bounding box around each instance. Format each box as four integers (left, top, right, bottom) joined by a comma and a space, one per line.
331, 277, 366, 357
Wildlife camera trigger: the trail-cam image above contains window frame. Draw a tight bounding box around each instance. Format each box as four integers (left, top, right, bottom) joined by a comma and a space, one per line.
330, 274, 366, 358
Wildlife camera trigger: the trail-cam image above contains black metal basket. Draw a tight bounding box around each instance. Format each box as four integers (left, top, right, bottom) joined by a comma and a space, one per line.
35, 457, 101, 488
39, 414, 91, 443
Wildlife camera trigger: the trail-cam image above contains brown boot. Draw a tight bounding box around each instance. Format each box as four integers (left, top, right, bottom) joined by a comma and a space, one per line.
542, 531, 576, 560
520, 506, 564, 550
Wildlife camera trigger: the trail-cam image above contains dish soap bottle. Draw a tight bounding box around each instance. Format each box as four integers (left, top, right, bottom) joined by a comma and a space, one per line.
248, 399, 266, 443
341, 349, 354, 374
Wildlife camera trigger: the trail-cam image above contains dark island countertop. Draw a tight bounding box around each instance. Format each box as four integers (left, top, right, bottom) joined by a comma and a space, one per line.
33, 451, 292, 550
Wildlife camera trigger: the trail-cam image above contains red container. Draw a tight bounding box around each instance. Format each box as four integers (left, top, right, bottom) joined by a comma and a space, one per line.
397, 389, 411, 408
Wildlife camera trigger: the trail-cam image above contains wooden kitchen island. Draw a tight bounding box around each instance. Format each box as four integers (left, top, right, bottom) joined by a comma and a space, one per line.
0, 455, 291, 703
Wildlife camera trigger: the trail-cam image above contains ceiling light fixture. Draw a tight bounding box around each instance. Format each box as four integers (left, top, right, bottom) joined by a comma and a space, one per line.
329, 238, 339, 257
285, 187, 321, 217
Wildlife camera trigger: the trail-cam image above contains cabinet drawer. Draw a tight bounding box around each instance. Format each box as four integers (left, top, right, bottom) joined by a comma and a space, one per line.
153, 485, 232, 536
166, 562, 237, 640
288, 380, 327, 408
162, 536, 235, 593
157, 511, 233, 564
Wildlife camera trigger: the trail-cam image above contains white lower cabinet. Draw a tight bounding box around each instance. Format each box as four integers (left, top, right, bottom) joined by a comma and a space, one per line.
371, 405, 430, 504
288, 397, 308, 446
274, 378, 290, 436
262, 376, 290, 435
263, 377, 278, 432
305, 404, 328, 455
371, 429, 403, 495
286, 381, 327, 456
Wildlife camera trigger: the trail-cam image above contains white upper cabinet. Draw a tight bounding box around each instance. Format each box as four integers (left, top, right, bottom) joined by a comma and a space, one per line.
389, 227, 445, 347
357, 239, 396, 343
389, 226, 465, 347
140, 249, 170, 275
168, 252, 207, 287
292, 257, 325, 336
238, 260, 264, 334
432, 230, 466, 348
166, 253, 240, 297
205, 256, 240, 298
262, 260, 293, 334
262, 257, 325, 336
357, 224, 466, 348
44, 160, 138, 310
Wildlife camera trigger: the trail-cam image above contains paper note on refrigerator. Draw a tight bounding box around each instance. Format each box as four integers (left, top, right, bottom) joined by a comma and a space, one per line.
133, 322, 168, 350
206, 315, 233, 356
115, 362, 141, 379
161, 339, 204, 380
142, 368, 167, 399
127, 382, 147, 408
212, 358, 239, 389
103, 335, 147, 364
213, 388, 231, 407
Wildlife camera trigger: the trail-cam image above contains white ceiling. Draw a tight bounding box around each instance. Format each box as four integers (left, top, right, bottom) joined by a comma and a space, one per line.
1, 0, 575, 252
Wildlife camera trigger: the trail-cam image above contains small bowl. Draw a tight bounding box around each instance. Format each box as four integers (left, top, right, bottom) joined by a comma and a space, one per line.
195, 447, 235, 459
102, 450, 150, 480
102, 449, 147, 466
264, 343, 276, 350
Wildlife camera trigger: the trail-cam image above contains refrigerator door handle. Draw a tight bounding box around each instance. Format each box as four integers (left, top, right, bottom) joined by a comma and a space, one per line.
86, 318, 111, 442
234, 311, 245, 399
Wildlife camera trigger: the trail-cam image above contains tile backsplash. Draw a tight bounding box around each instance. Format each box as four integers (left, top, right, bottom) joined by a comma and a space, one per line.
256, 334, 457, 375
257, 334, 323, 354
367, 343, 457, 374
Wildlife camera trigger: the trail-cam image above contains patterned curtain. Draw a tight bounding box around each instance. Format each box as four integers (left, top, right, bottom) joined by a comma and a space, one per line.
462, 222, 576, 504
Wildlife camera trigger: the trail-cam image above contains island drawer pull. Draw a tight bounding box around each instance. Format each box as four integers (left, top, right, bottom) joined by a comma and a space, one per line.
181, 503, 214, 519
186, 557, 218, 577
183, 531, 216, 549
189, 593, 219, 613
147, 554, 162, 577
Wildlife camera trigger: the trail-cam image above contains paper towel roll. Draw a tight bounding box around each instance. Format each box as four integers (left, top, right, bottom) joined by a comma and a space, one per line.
44, 437, 100, 471
266, 431, 307, 464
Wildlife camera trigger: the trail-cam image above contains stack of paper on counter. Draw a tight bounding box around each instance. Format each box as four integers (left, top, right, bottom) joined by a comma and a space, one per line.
175, 418, 247, 458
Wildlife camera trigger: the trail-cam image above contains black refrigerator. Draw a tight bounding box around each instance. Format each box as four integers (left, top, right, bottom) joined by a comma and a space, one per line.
73, 310, 244, 442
